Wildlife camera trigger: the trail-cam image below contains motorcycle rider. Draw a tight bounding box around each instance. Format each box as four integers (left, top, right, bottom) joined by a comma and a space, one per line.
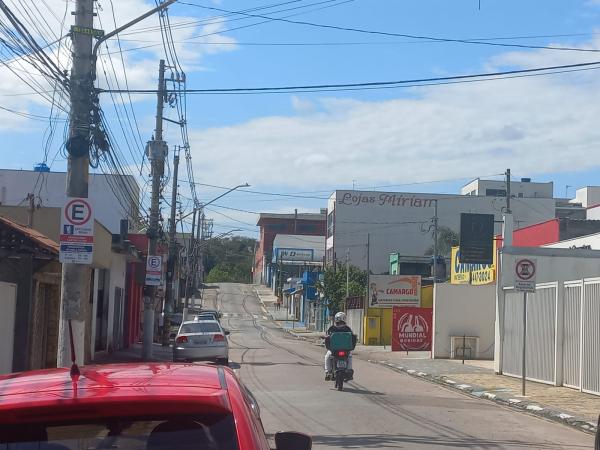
324, 311, 354, 381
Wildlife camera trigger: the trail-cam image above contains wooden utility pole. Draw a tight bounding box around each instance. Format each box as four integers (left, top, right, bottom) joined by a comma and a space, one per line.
163, 146, 179, 345
142, 59, 167, 360
57, 0, 94, 368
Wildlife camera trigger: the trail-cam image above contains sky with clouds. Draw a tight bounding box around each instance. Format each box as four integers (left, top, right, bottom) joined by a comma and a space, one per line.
3, 0, 600, 236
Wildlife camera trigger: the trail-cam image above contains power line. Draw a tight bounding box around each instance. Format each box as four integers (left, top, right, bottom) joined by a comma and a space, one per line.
98, 60, 600, 95
181, 1, 600, 54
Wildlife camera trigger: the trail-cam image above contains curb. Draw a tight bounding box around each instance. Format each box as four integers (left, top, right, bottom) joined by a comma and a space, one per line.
252, 287, 274, 320
368, 359, 598, 436
282, 328, 325, 346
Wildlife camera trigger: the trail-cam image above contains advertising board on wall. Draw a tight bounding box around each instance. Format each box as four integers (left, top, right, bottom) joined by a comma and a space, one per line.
368, 275, 421, 307
450, 242, 497, 286
391, 306, 433, 351
273, 248, 315, 262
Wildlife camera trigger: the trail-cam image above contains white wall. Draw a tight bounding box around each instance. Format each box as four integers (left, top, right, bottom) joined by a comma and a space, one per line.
460, 180, 553, 198
107, 252, 127, 351
0, 169, 139, 233
331, 190, 556, 273
543, 233, 600, 250
571, 186, 600, 208
433, 283, 496, 359
587, 205, 600, 220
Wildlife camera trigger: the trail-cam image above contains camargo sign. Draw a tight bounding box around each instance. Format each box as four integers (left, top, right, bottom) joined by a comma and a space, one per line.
369, 275, 421, 307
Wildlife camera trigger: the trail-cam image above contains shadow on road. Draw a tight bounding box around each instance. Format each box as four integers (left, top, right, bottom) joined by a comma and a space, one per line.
332, 386, 385, 396
309, 433, 591, 449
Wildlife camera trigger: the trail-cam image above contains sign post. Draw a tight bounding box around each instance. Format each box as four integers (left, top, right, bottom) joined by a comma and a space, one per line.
145, 255, 163, 286
59, 198, 94, 264
514, 258, 536, 396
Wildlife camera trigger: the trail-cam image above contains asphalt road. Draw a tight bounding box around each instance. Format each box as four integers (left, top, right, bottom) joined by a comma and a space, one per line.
208, 283, 595, 450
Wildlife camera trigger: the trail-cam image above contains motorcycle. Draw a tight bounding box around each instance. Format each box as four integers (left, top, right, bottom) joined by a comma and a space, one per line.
325, 332, 357, 391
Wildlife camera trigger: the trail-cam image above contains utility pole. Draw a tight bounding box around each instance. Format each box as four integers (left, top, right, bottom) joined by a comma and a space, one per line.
345, 248, 349, 299
433, 199, 438, 283
163, 146, 179, 345
184, 208, 197, 312
57, 0, 94, 368
505, 168, 511, 214
26, 193, 34, 227
142, 59, 167, 360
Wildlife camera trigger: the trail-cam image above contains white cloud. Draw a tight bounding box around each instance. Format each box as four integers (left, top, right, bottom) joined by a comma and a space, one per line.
189, 37, 600, 189
291, 95, 315, 114
0, 0, 238, 129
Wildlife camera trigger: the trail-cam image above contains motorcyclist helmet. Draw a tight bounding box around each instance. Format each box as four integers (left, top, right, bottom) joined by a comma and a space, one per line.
334, 312, 347, 325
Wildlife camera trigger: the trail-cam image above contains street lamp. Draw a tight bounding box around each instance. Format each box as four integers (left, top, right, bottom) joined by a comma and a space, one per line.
179, 183, 250, 222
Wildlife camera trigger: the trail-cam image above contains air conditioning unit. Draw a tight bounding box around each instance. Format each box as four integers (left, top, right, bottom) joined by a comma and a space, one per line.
450, 336, 479, 360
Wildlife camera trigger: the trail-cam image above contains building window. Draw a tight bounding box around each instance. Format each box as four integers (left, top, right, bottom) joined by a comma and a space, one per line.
485, 188, 507, 197
518, 193, 524, 198
327, 211, 334, 238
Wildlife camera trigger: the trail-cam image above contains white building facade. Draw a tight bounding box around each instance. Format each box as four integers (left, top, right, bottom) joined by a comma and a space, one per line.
327, 189, 556, 274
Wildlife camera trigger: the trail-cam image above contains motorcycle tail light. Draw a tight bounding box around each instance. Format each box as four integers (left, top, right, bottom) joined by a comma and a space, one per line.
176, 336, 188, 344
337, 351, 346, 357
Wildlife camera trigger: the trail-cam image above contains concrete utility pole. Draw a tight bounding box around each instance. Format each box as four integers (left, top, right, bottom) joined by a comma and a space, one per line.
57, 0, 94, 368
142, 59, 167, 360
505, 168, 512, 214
345, 248, 349, 299
433, 199, 439, 283
163, 146, 179, 345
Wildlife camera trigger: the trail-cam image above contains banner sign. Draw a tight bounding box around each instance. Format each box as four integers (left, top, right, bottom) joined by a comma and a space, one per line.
59, 197, 94, 265
369, 275, 421, 307
451, 243, 497, 286
273, 248, 315, 262
392, 307, 433, 352
459, 213, 495, 264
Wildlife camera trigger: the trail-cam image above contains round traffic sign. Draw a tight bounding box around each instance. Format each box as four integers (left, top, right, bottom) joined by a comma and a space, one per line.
515, 258, 536, 281
148, 256, 161, 270
64, 198, 92, 226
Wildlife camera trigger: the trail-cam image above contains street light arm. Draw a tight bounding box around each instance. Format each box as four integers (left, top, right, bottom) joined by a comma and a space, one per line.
201, 183, 250, 209
93, 0, 177, 58
179, 183, 250, 221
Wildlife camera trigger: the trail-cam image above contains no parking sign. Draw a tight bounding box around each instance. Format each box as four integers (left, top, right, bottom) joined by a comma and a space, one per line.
59, 197, 94, 264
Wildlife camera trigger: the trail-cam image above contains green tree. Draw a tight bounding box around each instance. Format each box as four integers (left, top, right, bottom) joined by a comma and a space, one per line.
425, 226, 459, 257
205, 262, 249, 283
203, 236, 256, 283
317, 264, 367, 315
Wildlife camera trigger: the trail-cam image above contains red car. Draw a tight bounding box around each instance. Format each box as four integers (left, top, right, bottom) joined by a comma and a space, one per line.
0, 363, 311, 450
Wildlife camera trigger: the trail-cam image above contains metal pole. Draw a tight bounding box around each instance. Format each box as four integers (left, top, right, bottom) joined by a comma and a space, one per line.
346, 248, 349, 299
506, 168, 512, 214
184, 208, 196, 310
433, 199, 438, 283
365, 233, 370, 344
142, 59, 166, 361
163, 147, 179, 345
57, 0, 94, 368
462, 334, 466, 364
522, 291, 527, 396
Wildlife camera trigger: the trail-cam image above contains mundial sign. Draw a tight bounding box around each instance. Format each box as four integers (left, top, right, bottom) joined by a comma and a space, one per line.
59, 197, 94, 265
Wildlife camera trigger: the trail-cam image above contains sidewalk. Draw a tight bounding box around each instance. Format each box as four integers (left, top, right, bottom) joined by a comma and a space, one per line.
354, 347, 598, 435
253, 284, 292, 321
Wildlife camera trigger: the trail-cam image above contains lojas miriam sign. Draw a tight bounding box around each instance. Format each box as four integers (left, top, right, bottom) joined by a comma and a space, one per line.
369, 275, 421, 307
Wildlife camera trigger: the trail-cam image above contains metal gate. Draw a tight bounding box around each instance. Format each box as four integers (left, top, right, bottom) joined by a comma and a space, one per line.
582, 280, 600, 395
502, 285, 556, 384
526, 285, 556, 384
502, 289, 523, 377
563, 282, 582, 389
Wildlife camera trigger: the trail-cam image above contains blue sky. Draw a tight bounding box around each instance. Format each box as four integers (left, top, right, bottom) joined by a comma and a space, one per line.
3, 0, 600, 236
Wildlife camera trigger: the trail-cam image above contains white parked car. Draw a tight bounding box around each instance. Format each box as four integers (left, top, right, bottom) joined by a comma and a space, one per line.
173, 319, 230, 365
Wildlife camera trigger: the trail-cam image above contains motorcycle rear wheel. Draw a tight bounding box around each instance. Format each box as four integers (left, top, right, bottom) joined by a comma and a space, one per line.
336, 375, 344, 391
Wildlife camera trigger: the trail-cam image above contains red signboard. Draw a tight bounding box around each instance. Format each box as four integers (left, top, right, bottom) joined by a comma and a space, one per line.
392, 307, 433, 352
